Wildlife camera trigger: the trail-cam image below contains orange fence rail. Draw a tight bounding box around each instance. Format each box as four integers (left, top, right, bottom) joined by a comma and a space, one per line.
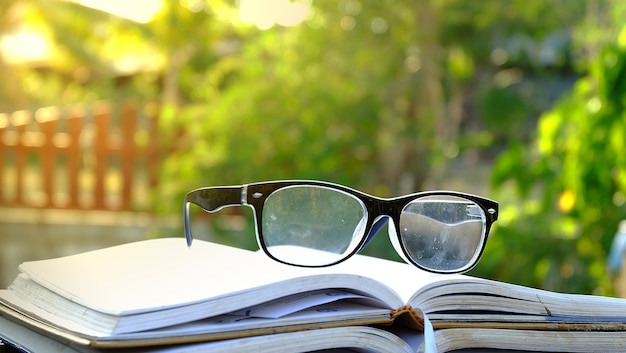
0, 102, 159, 211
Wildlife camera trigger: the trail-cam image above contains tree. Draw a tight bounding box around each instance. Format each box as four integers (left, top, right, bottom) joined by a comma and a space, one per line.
156, 0, 593, 259
0, 0, 160, 112
488, 25, 626, 295
6, 0, 621, 293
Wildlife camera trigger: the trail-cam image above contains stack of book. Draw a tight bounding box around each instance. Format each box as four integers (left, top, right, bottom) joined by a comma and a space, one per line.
1, 238, 626, 352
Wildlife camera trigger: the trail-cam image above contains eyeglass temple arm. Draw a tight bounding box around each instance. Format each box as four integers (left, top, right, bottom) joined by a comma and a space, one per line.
184, 187, 244, 246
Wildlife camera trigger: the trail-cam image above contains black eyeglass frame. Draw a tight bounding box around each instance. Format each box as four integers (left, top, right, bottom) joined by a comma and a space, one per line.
184, 180, 498, 274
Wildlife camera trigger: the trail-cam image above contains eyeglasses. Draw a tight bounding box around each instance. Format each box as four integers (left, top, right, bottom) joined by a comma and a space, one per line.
184, 180, 498, 274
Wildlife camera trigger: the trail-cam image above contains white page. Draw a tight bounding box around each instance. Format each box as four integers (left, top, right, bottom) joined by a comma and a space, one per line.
138, 326, 417, 353
17, 239, 296, 315
228, 289, 371, 319
8, 238, 469, 335
16, 238, 456, 316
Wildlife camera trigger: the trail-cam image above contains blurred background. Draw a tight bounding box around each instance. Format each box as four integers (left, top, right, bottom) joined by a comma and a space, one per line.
1, 0, 626, 297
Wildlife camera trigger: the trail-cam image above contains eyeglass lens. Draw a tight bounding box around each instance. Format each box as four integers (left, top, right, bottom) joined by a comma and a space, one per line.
262, 185, 367, 267
260, 185, 487, 271
398, 195, 486, 272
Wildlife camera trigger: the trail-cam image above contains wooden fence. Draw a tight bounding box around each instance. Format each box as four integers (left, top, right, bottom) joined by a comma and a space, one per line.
0, 101, 160, 211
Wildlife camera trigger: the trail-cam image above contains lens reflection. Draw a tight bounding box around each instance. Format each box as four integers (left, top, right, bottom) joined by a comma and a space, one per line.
262, 185, 367, 266
399, 195, 486, 272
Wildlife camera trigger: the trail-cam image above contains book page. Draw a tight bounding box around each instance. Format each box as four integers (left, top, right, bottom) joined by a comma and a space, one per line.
8, 238, 449, 335
0, 290, 390, 343
433, 328, 626, 353
293, 249, 466, 305
227, 289, 372, 319
16, 239, 293, 315
15, 238, 456, 316
134, 326, 418, 353
408, 277, 626, 322
8, 238, 475, 335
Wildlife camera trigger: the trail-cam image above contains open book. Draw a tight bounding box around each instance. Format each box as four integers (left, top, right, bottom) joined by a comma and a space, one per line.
2, 238, 626, 353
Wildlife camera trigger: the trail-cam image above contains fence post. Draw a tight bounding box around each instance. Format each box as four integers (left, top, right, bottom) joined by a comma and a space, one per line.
39, 107, 58, 208
93, 103, 110, 210
12, 110, 29, 206
120, 104, 137, 210
66, 106, 83, 209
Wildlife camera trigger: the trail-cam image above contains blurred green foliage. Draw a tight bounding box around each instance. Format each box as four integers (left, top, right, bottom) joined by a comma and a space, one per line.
489, 27, 626, 295
2, 0, 626, 294
155, 0, 587, 201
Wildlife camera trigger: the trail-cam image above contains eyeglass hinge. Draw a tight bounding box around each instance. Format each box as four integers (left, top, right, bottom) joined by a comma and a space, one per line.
241, 185, 249, 205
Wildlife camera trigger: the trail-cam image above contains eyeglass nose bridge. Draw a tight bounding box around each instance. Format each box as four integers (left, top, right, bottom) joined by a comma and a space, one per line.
360, 197, 405, 247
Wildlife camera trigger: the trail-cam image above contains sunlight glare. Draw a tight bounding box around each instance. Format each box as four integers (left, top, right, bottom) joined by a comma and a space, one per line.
75, 0, 162, 23
239, 0, 310, 30
0, 31, 50, 64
